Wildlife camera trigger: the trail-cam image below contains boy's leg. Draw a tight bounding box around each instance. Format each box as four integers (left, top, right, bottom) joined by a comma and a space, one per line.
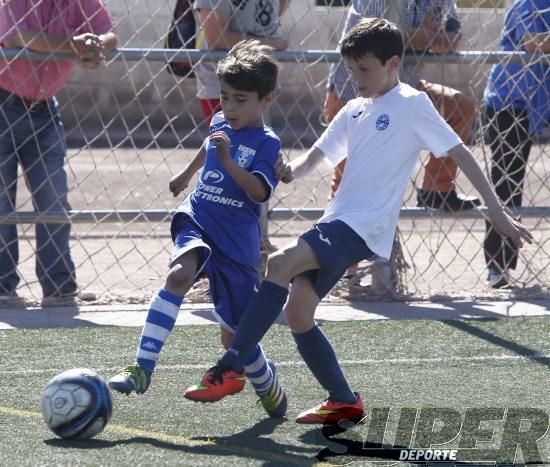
109, 248, 201, 394
221, 237, 320, 369
183, 238, 320, 402
186, 220, 374, 407
184, 250, 287, 415
416, 81, 480, 211
286, 276, 355, 402
220, 327, 286, 417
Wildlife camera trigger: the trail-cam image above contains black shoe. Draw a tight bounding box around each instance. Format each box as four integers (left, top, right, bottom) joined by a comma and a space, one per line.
417, 189, 481, 212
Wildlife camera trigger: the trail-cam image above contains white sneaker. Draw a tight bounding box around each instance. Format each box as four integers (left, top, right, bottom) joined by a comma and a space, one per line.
487, 267, 510, 289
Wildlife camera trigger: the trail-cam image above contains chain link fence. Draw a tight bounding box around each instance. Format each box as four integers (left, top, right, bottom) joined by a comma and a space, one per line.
0, 0, 548, 305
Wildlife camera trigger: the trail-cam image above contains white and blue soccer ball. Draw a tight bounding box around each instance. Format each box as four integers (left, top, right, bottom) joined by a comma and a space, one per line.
41, 368, 112, 439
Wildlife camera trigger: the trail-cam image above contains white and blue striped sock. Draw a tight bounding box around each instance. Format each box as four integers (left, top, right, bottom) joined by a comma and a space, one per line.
135, 288, 183, 371
244, 345, 278, 396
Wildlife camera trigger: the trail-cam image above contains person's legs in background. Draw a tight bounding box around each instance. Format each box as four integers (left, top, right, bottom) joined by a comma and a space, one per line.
416, 80, 481, 211
20, 103, 76, 298
484, 106, 531, 288
0, 99, 22, 297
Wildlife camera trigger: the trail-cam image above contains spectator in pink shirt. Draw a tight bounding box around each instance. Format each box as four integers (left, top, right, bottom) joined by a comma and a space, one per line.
0, 0, 117, 301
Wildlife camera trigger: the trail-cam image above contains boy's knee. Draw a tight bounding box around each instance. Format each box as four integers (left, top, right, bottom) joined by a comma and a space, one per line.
266, 252, 288, 278
165, 264, 194, 295
284, 304, 313, 333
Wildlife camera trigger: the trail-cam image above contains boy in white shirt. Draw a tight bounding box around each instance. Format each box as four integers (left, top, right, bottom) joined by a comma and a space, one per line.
183, 18, 533, 424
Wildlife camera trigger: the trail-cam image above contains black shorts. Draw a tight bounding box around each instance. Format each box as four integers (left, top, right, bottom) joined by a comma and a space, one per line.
298, 220, 376, 300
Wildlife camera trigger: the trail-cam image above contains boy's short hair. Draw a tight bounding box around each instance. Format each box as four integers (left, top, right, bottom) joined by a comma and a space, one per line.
341, 17, 403, 64
216, 40, 279, 99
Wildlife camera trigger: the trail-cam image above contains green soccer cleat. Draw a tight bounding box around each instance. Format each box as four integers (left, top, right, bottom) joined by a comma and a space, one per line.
108, 364, 152, 395
256, 360, 287, 418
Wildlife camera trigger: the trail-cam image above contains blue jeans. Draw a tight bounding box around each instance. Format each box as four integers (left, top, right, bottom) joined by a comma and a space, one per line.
0, 93, 76, 296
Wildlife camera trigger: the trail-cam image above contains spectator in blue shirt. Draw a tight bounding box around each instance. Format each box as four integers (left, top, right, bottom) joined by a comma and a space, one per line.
483, 0, 549, 288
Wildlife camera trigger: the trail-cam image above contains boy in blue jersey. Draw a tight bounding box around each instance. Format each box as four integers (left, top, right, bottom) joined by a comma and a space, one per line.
109, 40, 287, 417
184, 19, 533, 424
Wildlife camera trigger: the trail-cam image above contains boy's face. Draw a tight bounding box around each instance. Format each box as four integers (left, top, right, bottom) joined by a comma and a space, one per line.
344, 53, 400, 98
219, 80, 273, 130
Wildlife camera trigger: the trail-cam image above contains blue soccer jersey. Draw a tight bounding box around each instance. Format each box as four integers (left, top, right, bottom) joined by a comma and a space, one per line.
176, 112, 280, 267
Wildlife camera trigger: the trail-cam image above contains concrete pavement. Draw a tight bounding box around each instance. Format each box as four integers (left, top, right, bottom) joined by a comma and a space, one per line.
1, 299, 549, 330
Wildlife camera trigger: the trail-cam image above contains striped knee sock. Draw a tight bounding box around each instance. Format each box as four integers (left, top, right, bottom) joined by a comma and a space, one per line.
244, 345, 279, 396
135, 288, 183, 370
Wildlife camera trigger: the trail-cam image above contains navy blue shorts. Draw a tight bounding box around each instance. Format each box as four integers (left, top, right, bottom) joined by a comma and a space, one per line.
169, 213, 259, 332
298, 220, 375, 300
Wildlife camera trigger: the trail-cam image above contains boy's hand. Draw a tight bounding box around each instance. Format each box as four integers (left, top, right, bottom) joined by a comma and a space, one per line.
169, 173, 191, 197
489, 210, 534, 248
210, 131, 232, 165
275, 153, 293, 184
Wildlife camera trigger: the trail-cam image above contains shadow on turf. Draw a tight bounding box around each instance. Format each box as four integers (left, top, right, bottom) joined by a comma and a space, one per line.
44, 418, 316, 463
340, 300, 508, 321
442, 318, 550, 368
300, 423, 415, 464
0, 306, 109, 329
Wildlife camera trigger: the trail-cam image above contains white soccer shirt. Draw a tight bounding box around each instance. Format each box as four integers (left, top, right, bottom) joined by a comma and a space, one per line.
315, 83, 462, 261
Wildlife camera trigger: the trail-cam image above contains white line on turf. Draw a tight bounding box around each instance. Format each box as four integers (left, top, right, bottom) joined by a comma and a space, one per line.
1, 353, 548, 376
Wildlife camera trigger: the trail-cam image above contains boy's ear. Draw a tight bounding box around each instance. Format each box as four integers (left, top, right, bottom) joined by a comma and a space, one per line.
261, 90, 276, 108
388, 56, 400, 73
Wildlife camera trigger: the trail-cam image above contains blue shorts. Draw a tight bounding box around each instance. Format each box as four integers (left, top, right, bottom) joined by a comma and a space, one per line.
298, 220, 375, 300
169, 213, 259, 332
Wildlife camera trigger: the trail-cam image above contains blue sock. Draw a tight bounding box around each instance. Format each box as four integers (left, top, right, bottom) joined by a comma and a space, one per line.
244, 345, 275, 396
220, 281, 288, 371
135, 288, 183, 370
293, 325, 356, 404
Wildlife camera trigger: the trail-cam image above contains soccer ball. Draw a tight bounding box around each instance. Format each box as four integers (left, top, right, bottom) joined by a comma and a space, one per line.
41, 368, 112, 439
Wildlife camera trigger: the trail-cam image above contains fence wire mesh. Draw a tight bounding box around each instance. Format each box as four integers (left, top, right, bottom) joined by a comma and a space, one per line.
0, 0, 548, 305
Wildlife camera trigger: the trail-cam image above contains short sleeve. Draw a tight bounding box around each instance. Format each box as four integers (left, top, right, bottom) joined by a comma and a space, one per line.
79, 0, 114, 35
314, 102, 350, 168
412, 93, 462, 157
250, 137, 281, 202
0, 0, 32, 44
194, 0, 232, 15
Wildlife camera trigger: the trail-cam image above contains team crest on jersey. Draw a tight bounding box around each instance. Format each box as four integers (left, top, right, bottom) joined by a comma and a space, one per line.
376, 114, 390, 131
235, 145, 256, 168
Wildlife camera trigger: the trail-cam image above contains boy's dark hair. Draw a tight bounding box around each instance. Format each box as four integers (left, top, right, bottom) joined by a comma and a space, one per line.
216, 40, 279, 99
341, 17, 403, 64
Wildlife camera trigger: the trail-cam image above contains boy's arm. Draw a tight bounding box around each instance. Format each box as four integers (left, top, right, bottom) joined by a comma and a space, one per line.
448, 144, 533, 247
169, 145, 207, 197
211, 131, 270, 203
276, 146, 326, 183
